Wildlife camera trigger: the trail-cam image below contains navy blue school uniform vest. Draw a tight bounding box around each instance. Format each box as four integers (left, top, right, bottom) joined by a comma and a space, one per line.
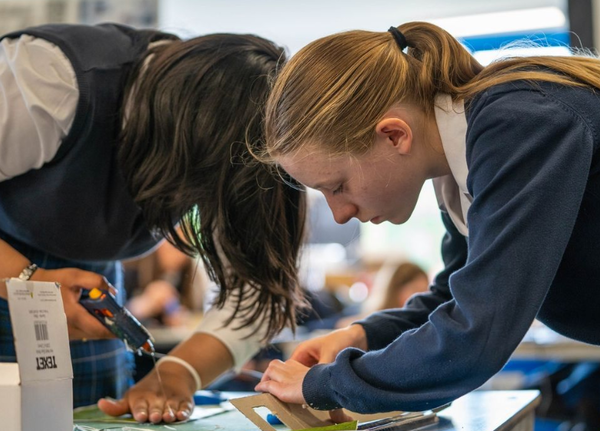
0, 23, 178, 407
0, 23, 177, 262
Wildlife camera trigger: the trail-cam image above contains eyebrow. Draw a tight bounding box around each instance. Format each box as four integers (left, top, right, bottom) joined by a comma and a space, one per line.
310, 181, 335, 191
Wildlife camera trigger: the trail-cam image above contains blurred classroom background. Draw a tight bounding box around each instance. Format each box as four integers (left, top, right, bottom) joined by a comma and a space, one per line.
2, 1, 600, 430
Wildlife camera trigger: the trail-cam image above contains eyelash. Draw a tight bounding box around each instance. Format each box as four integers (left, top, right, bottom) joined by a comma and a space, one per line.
332, 184, 344, 195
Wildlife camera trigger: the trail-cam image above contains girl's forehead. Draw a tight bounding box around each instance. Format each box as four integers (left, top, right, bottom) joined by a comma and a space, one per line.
275, 149, 351, 188
275, 145, 354, 165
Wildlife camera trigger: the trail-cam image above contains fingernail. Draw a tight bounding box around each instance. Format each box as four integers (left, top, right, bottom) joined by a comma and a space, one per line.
134, 411, 148, 422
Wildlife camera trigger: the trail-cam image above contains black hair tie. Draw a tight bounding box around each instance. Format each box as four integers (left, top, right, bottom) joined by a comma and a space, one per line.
388, 26, 408, 50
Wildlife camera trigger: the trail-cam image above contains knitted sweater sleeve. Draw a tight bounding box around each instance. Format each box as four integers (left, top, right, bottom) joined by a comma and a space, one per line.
355, 210, 466, 351
302, 87, 595, 413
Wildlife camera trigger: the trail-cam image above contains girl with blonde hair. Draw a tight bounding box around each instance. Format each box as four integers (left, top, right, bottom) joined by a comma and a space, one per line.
255, 22, 600, 415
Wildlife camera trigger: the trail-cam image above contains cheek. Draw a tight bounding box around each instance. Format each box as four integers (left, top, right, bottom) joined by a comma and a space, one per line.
353, 167, 423, 213
368, 176, 415, 204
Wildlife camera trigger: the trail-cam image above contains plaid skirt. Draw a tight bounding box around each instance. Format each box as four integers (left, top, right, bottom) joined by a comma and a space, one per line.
0, 233, 134, 407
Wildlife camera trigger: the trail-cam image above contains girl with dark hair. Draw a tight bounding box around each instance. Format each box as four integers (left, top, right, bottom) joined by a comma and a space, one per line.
255, 21, 600, 417
0, 23, 306, 422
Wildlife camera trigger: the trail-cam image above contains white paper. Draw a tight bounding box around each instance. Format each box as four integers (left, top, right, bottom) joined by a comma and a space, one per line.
6, 279, 73, 382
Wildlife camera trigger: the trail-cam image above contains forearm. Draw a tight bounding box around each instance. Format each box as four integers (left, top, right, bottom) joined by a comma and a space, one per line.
156, 280, 269, 387
358, 288, 451, 350
160, 332, 234, 388
0, 238, 32, 298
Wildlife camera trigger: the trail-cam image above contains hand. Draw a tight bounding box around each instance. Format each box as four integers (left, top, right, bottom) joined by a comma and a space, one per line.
98, 361, 196, 423
290, 324, 368, 366
255, 358, 355, 425
254, 359, 308, 404
31, 267, 115, 340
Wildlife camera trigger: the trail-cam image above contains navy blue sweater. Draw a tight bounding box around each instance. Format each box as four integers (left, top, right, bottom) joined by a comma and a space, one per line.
303, 80, 600, 412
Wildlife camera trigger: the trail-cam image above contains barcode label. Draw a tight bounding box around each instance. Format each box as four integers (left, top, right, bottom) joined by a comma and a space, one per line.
34, 321, 49, 341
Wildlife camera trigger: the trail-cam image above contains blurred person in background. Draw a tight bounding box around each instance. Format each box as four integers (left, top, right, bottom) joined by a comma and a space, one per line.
336, 261, 429, 328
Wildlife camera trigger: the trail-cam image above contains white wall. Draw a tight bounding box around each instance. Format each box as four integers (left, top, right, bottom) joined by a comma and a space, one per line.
158, 0, 566, 54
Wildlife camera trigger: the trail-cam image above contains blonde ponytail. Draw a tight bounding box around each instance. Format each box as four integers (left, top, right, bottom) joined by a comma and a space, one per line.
397, 22, 483, 104
263, 21, 600, 161
263, 22, 481, 159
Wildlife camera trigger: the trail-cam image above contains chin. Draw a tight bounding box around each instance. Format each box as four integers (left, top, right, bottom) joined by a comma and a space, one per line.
388, 212, 413, 225
387, 218, 405, 225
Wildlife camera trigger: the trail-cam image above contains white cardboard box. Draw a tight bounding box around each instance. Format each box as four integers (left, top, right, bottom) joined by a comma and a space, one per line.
0, 279, 73, 431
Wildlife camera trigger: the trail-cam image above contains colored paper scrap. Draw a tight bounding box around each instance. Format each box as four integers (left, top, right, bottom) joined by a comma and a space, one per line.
295, 420, 358, 431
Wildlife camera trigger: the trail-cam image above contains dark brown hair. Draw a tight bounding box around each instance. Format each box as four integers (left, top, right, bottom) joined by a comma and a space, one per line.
118, 33, 307, 340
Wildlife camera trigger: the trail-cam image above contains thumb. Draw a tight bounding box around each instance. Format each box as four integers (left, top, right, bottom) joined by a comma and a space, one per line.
254, 379, 282, 396
72, 270, 113, 293
317, 350, 337, 364
291, 350, 318, 367
330, 408, 354, 424
98, 397, 130, 417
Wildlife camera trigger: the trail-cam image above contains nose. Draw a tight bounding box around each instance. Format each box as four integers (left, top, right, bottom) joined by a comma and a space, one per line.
325, 196, 358, 224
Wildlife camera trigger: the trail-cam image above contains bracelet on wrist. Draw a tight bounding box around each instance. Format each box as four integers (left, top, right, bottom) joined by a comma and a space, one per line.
18, 263, 38, 281
156, 355, 201, 391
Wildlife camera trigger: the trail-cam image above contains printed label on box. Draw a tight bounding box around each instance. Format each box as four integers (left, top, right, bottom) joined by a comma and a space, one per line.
6, 279, 73, 382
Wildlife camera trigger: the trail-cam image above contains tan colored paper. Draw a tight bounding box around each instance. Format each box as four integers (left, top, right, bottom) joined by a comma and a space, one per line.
230, 393, 421, 431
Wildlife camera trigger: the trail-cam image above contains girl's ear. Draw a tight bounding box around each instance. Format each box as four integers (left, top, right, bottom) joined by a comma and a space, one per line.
375, 117, 413, 155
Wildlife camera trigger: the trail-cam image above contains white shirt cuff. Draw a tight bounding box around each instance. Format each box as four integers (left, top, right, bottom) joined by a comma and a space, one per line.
195, 298, 267, 372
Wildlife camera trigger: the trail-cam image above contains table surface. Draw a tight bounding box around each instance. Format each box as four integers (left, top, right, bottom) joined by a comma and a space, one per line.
432, 390, 539, 431
512, 325, 600, 361
73, 390, 540, 431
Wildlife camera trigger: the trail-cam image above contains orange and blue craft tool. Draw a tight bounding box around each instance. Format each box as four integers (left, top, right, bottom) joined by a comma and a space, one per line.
81, 287, 155, 354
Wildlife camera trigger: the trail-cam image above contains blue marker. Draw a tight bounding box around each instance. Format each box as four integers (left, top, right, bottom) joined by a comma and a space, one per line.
193, 390, 226, 405
267, 413, 283, 425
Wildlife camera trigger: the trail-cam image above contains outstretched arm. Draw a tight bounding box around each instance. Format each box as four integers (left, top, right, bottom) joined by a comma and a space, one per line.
98, 332, 233, 423
99, 281, 266, 423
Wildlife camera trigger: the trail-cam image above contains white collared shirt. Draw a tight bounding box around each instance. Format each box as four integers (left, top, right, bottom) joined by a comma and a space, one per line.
0, 35, 78, 181
432, 93, 472, 237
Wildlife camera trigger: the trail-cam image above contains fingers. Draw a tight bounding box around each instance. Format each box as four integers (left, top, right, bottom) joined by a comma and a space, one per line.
254, 378, 283, 397
148, 398, 173, 424
254, 360, 308, 404
98, 397, 130, 417
111, 369, 196, 424
71, 271, 113, 292
329, 408, 354, 424
50, 268, 118, 340
67, 302, 114, 340
259, 359, 282, 383
99, 393, 190, 424
318, 350, 338, 364
175, 400, 194, 422
97, 397, 151, 424
290, 348, 318, 367
150, 398, 192, 424
131, 398, 151, 423
107, 282, 118, 296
